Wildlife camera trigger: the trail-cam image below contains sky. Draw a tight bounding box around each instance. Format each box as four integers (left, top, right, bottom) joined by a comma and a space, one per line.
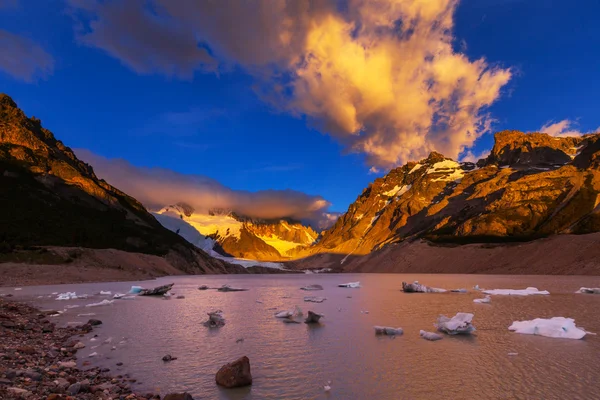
1, 0, 599, 227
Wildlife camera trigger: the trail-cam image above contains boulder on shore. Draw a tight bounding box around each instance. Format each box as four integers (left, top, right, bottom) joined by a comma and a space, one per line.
215, 356, 252, 388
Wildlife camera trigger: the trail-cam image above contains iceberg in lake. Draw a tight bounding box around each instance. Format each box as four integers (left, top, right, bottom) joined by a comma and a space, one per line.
436, 313, 476, 335
56, 292, 78, 300
338, 282, 361, 288
402, 281, 446, 293
508, 317, 587, 339
300, 284, 324, 291
129, 286, 143, 294
420, 330, 443, 341
575, 287, 600, 294
99, 291, 112, 295
275, 306, 303, 319
304, 296, 326, 303
374, 326, 403, 336
473, 295, 491, 304
483, 287, 549, 296
85, 299, 114, 307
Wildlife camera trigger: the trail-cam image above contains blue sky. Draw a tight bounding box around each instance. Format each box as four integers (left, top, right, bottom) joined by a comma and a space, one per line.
1, 0, 598, 219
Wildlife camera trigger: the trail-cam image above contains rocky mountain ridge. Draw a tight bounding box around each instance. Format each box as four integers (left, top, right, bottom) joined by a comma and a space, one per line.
0, 93, 244, 275
291, 129, 600, 266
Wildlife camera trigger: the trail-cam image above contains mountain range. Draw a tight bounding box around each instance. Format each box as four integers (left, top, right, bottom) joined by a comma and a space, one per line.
1, 92, 600, 279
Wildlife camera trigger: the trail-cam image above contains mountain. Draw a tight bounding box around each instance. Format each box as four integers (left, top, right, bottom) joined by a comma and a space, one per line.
154, 204, 318, 261
290, 130, 600, 273
0, 93, 245, 278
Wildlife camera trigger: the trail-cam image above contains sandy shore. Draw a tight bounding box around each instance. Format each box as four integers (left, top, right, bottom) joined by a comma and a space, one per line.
0, 247, 299, 287
0, 297, 194, 399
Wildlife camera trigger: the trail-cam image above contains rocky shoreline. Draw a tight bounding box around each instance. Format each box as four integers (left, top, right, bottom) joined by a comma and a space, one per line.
0, 298, 191, 399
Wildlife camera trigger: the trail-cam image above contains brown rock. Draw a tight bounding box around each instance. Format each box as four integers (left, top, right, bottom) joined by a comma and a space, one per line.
215, 356, 252, 388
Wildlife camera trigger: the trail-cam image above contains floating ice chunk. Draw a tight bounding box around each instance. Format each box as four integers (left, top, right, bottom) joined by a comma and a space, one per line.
56, 292, 78, 300
508, 352, 518, 356
508, 317, 587, 339
304, 311, 324, 324
402, 281, 446, 293
420, 330, 443, 341
483, 287, 549, 296
575, 287, 600, 294
451, 289, 467, 293
473, 295, 491, 304
88, 352, 98, 357
203, 310, 225, 328
14, 288, 22, 291
217, 284, 248, 292
338, 282, 361, 288
129, 286, 143, 294
304, 296, 326, 303
374, 326, 403, 336
85, 299, 114, 307
436, 313, 476, 335
99, 291, 112, 295
113, 293, 126, 299
324, 381, 332, 392
473, 285, 481, 291
300, 284, 324, 291
275, 306, 303, 319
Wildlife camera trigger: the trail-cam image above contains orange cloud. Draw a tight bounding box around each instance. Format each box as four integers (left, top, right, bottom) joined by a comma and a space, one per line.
69, 0, 512, 168
76, 149, 334, 227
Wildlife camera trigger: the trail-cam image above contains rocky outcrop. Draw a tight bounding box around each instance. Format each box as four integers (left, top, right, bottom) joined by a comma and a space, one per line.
0, 93, 244, 276
215, 356, 252, 388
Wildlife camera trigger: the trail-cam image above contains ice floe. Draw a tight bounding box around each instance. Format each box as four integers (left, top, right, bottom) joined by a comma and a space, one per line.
420, 330, 443, 341
374, 326, 403, 336
85, 299, 114, 307
129, 286, 143, 294
473, 295, 491, 304
56, 292, 78, 300
304, 296, 326, 303
402, 281, 446, 293
436, 313, 476, 335
575, 287, 600, 294
300, 284, 323, 291
99, 291, 112, 295
508, 317, 587, 339
275, 306, 303, 319
483, 287, 549, 296
338, 282, 361, 288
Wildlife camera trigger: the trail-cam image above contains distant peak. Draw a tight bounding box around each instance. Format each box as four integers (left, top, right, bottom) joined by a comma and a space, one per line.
426, 151, 446, 163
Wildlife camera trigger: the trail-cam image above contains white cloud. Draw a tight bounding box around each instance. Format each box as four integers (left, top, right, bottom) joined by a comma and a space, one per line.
538, 119, 600, 138
68, 0, 512, 168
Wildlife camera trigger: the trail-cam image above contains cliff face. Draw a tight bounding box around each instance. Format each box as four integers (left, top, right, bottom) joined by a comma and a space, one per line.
294, 130, 600, 262
0, 94, 244, 275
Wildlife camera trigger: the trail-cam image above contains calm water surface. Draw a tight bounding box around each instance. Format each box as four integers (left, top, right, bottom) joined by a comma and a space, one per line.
4, 274, 600, 400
